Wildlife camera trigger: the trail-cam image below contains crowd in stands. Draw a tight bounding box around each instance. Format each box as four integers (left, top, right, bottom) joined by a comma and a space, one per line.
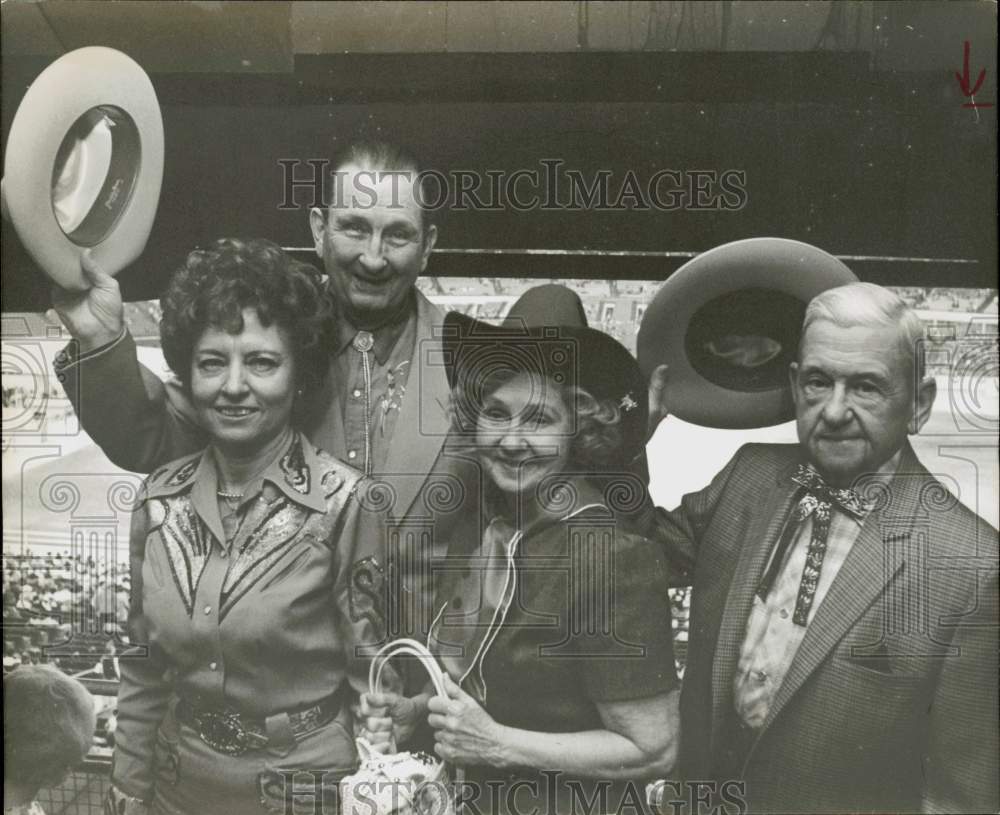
3, 386, 44, 410
894, 286, 997, 313
415, 280, 999, 354
3, 552, 128, 679
121, 302, 162, 338
3, 552, 125, 782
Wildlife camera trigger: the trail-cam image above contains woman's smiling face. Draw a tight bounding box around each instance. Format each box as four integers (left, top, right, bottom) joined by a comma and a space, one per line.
475, 372, 574, 499
190, 308, 297, 455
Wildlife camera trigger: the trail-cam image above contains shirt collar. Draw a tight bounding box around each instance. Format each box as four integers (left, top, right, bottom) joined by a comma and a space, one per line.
786, 447, 905, 526
145, 432, 328, 515
333, 291, 417, 365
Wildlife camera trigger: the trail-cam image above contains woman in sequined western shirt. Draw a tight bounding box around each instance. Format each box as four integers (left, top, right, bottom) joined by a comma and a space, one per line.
106, 239, 379, 815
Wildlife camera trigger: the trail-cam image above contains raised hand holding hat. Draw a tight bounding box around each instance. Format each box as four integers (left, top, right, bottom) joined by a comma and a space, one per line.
3, 47, 164, 291
50, 250, 126, 353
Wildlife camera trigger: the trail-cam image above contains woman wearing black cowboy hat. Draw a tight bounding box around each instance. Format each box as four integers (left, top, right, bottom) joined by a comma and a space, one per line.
362, 285, 679, 814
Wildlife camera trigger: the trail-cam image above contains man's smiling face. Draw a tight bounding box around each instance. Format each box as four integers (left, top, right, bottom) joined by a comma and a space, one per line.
310, 162, 437, 328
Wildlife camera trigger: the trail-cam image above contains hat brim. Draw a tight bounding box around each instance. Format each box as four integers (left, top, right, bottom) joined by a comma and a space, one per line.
2, 47, 164, 291
443, 311, 648, 463
637, 238, 857, 429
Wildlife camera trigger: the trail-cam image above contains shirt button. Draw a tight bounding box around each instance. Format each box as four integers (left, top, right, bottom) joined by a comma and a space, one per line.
348, 450, 357, 460
779, 609, 789, 619
203, 605, 212, 615
209, 662, 218, 671
219, 550, 228, 559
353, 389, 362, 398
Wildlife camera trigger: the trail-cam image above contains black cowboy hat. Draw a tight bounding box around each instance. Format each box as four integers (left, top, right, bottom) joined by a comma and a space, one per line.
443, 284, 648, 465
637, 238, 857, 429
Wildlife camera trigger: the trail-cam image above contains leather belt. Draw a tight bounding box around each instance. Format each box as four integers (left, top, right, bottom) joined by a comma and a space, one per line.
176, 685, 345, 756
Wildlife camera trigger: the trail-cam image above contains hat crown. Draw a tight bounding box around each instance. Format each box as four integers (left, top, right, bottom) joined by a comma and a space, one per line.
443, 284, 647, 467
636, 237, 857, 428
501, 284, 588, 330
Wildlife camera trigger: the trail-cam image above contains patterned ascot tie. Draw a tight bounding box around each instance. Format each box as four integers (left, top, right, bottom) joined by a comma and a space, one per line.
756, 463, 874, 626
352, 330, 375, 476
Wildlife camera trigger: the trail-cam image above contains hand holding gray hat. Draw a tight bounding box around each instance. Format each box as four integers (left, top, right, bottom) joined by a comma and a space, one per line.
2, 47, 164, 291
638, 238, 857, 429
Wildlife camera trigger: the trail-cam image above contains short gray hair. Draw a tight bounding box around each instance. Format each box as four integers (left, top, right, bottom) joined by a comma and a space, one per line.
4, 665, 96, 793
802, 282, 926, 382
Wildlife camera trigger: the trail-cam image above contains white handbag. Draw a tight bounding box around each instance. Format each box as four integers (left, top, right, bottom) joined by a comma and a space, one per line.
340, 639, 460, 815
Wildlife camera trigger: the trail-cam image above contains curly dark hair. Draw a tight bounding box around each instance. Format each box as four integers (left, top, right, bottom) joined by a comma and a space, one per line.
160, 238, 332, 405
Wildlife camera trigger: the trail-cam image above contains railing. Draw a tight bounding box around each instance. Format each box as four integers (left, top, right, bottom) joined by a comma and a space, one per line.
34, 680, 117, 815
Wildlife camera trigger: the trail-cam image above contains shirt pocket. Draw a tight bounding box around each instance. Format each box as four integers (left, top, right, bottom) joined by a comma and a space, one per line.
838, 607, 936, 687
837, 647, 930, 701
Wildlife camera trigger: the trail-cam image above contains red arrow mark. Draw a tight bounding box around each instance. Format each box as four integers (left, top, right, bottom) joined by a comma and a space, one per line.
956, 40, 993, 108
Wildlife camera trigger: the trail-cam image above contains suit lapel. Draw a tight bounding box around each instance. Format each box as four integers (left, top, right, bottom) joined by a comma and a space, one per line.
380, 292, 451, 520
710, 464, 800, 740
760, 443, 924, 731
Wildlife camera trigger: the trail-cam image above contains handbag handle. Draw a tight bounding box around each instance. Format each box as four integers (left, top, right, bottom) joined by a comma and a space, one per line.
365, 637, 466, 788
369, 637, 451, 700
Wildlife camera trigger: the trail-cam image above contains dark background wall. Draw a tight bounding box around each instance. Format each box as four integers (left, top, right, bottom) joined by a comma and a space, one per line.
2, 1, 996, 310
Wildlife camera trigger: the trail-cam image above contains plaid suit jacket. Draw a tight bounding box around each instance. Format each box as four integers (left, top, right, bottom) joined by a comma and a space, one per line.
658, 442, 998, 814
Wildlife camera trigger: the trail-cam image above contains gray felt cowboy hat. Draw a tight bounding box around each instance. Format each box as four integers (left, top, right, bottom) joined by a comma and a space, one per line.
637, 238, 857, 429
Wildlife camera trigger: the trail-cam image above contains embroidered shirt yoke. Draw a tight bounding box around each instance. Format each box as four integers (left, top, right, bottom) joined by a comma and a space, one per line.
113, 433, 376, 800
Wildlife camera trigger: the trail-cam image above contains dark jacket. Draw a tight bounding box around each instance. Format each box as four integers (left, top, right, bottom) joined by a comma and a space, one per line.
430, 475, 679, 815
657, 442, 999, 814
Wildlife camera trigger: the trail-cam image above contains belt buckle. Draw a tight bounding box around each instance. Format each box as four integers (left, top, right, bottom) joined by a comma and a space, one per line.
195, 708, 253, 756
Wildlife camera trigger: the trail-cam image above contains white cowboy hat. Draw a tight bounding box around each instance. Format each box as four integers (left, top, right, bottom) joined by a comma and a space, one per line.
637, 237, 857, 429
2, 47, 163, 290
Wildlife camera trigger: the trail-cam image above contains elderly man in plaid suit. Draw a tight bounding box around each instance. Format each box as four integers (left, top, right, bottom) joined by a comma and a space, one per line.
651, 282, 998, 814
